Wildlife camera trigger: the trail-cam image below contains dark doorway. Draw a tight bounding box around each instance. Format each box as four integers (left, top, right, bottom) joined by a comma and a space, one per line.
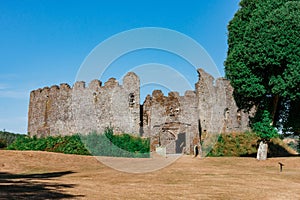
176, 133, 186, 153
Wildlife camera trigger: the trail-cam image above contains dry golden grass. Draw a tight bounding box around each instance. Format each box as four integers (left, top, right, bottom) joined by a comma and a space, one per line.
0, 150, 299, 200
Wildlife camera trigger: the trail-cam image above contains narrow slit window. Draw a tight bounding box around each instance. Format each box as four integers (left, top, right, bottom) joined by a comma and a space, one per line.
129, 93, 135, 107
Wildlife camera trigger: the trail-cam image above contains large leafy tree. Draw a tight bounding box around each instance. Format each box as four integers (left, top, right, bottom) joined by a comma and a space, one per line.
225, 0, 300, 131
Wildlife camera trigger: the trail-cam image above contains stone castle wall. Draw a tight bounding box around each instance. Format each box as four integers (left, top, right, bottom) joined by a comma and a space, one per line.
28, 69, 251, 154
28, 72, 140, 137
142, 90, 199, 154
140, 69, 250, 154
195, 69, 249, 135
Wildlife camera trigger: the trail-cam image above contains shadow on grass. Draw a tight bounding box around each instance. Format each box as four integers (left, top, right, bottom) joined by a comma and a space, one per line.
241, 141, 299, 158
268, 143, 299, 157
0, 171, 83, 199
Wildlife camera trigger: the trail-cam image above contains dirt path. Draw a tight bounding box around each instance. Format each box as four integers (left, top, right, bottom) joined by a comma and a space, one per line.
0, 150, 299, 199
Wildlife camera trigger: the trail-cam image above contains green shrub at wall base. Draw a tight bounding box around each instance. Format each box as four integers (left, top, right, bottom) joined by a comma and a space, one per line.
7, 129, 150, 158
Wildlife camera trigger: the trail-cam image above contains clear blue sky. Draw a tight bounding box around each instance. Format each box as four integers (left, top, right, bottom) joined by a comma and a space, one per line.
0, 0, 240, 133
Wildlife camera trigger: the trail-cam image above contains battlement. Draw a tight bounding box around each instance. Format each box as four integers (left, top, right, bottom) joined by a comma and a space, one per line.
28, 72, 140, 137
31, 72, 139, 96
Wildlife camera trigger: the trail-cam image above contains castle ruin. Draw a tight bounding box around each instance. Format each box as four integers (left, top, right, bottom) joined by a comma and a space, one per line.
28, 68, 250, 154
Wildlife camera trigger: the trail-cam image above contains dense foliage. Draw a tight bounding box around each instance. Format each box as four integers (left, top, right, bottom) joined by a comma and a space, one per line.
252, 110, 279, 140
7, 128, 150, 158
225, 0, 300, 132
7, 134, 90, 155
81, 128, 150, 158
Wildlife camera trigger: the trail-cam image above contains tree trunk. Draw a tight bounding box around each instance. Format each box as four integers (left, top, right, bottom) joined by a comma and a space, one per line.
271, 95, 280, 126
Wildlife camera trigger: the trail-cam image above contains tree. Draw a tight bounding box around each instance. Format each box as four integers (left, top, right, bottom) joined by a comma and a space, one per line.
225, 0, 300, 130
252, 110, 279, 141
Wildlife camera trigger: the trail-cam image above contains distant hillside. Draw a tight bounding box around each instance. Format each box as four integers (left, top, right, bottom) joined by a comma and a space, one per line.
208, 132, 298, 157
0, 131, 24, 149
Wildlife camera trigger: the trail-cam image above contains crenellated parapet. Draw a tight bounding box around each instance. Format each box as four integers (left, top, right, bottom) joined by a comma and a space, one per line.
28, 72, 140, 137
